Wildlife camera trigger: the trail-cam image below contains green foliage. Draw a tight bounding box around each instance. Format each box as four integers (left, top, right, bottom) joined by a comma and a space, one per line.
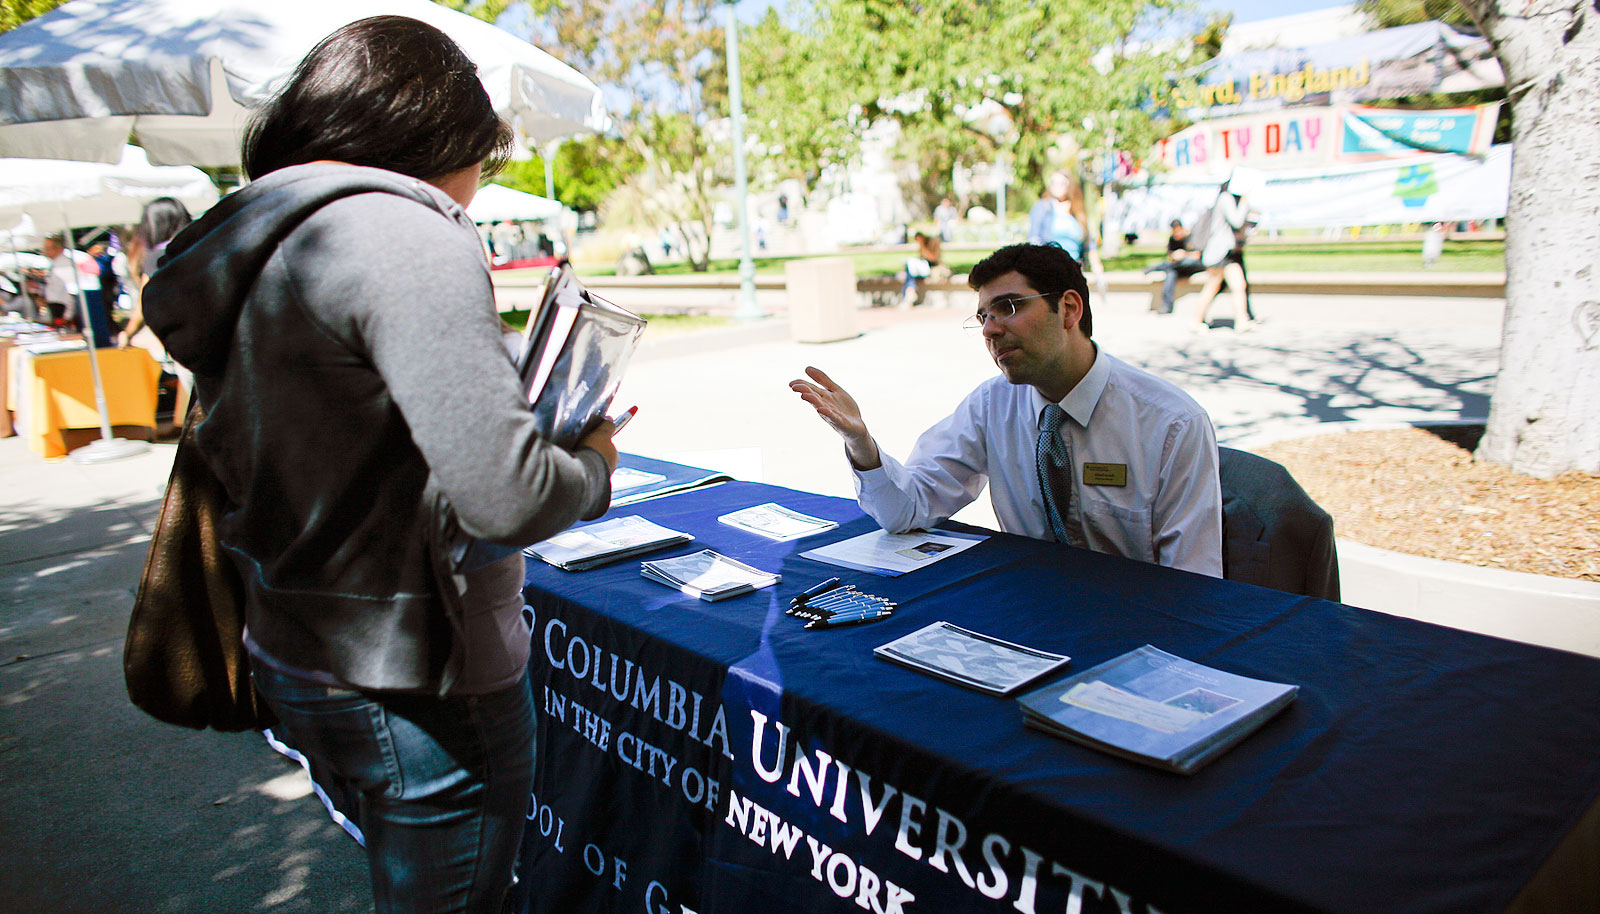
432, 0, 518, 24
740, 0, 1193, 207
497, 135, 642, 212
541, 0, 733, 269
0, 0, 68, 33
1354, 0, 1478, 30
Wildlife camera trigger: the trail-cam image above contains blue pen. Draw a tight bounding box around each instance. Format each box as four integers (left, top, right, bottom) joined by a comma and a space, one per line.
794, 577, 842, 603
806, 608, 893, 630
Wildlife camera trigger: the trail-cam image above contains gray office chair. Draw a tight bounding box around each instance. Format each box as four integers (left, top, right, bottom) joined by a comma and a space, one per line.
1218, 447, 1340, 601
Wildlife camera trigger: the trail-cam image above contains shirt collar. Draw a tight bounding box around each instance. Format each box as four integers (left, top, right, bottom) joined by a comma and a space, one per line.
1032, 344, 1109, 428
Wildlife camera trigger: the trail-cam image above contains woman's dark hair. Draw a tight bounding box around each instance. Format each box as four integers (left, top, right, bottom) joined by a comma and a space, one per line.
967, 243, 1094, 337
135, 197, 192, 248
242, 16, 514, 182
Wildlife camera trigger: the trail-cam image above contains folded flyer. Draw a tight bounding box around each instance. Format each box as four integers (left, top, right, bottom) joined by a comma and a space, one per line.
717, 503, 840, 542
875, 621, 1070, 695
641, 549, 780, 602
525, 515, 692, 571
800, 528, 987, 576
1017, 645, 1298, 774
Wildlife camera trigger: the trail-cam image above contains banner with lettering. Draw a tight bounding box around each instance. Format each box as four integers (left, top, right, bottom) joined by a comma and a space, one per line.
1153, 103, 1500, 181
1112, 144, 1510, 236
1152, 21, 1503, 120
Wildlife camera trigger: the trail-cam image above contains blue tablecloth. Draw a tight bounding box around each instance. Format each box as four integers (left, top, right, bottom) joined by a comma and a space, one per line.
520, 479, 1600, 914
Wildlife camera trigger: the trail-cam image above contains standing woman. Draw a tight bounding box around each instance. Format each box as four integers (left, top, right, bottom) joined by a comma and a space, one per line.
1188, 175, 1257, 333
118, 196, 194, 428
141, 17, 618, 914
1026, 170, 1107, 293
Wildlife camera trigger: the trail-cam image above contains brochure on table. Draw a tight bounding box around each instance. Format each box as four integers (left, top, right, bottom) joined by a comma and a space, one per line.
718, 503, 840, 542
641, 549, 781, 602
800, 528, 987, 576
1017, 645, 1299, 774
608, 453, 735, 508
875, 621, 1070, 695
525, 515, 692, 571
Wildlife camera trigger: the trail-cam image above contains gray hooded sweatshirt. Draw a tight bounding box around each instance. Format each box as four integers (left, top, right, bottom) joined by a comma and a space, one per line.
143, 163, 610, 694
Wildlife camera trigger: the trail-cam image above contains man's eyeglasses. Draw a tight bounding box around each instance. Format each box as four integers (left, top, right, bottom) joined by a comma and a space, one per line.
962, 292, 1058, 331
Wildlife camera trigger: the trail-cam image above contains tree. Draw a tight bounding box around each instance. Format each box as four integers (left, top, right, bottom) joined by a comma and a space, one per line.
497, 134, 642, 213
432, 0, 519, 24
536, 0, 735, 271
1445, 0, 1600, 477
742, 0, 1191, 209
0, 0, 67, 33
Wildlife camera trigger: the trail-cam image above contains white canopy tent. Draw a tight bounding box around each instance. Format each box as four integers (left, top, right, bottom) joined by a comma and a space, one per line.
0, 0, 608, 166
0, 145, 220, 227
0, 145, 220, 463
467, 183, 565, 224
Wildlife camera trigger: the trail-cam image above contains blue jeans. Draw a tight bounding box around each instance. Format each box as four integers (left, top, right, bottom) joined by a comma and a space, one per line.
252, 662, 536, 914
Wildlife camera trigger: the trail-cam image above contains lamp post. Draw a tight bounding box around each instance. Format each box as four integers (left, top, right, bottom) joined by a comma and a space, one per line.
724, 2, 763, 320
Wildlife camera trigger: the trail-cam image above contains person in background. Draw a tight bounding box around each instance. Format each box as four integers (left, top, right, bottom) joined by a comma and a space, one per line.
42, 233, 112, 347
140, 17, 618, 914
1151, 219, 1204, 315
117, 197, 193, 348
1189, 175, 1257, 333
118, 197, 195, 430
1027, 171, 1106, 295
793, 242, 1222, 577
87, 240, 120, 333
934, 197, 957, 243
899, 230, 948, 309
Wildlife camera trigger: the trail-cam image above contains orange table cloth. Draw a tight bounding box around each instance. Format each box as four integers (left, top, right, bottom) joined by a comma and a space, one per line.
7, 345, 161, 458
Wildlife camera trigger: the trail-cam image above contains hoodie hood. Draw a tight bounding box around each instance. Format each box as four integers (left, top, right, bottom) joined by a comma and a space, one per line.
143, 163, 466, 376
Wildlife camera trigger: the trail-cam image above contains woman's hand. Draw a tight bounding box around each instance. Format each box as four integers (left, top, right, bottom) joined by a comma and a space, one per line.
578, 419, 620, 473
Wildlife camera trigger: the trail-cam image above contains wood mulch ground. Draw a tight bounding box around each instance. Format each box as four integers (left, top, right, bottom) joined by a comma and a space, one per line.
1255, 426, 1600, 583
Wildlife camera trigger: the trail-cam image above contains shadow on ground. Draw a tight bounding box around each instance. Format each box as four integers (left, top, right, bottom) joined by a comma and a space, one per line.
0, 491, 372, 913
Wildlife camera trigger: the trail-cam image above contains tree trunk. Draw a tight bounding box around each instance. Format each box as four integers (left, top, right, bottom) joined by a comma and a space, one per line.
1469, 0, 1600, 477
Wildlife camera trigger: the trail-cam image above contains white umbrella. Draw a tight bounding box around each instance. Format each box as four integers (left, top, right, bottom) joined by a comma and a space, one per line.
0, 145, 220, 463
467, 183, 565, 224
0, 0, 608, 166
0, 145, 220, 225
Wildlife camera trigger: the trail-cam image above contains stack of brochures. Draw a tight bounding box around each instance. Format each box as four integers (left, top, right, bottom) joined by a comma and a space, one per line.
874, 622, 1071, 695
525, 516, 692, 571
640, 550, 781, 602
517, 264, 646, 449
717, 503, 839, 541
1017, 645, 1299, 774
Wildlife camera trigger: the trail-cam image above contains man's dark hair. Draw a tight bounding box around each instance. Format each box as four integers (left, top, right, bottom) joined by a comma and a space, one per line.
242, 16, 513, 182
1170, 218, 1185, 228
967, 242, 1093, 337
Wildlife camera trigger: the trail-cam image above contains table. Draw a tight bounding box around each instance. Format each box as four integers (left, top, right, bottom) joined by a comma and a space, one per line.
518, 479, 1600, 914
6, 344, 161, 457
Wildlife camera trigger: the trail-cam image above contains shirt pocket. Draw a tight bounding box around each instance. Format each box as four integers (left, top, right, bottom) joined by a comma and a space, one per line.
1079, 497, 1154, 563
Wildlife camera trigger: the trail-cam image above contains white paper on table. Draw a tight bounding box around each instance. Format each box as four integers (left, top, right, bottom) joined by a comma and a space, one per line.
801, 528, 987, 576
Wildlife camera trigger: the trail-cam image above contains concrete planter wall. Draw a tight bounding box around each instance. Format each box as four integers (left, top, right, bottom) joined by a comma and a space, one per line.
1232, 420, 1600, 659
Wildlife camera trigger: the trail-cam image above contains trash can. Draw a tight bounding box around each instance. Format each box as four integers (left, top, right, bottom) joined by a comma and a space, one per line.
785, 257, 859, 343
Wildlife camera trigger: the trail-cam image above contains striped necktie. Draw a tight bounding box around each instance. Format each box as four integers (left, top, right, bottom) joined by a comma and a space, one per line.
1037, 403, 1085, 547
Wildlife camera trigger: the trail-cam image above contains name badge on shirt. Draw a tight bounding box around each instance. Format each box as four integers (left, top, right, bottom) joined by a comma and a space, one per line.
1082, 463, 1128, 487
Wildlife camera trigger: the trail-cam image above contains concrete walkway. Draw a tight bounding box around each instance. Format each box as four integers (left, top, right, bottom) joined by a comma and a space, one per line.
0, 286, 1506, 912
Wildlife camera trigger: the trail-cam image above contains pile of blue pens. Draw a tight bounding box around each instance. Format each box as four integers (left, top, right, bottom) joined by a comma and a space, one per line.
788, 577, 896, 630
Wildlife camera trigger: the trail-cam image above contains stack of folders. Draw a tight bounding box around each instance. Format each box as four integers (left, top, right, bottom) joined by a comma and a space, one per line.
525, 516, 692, 571
1017, 645, 1299, 775
640, 549, 781, 602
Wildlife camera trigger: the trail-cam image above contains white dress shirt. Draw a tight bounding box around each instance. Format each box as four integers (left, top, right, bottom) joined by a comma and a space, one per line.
854, 348, 1223, 577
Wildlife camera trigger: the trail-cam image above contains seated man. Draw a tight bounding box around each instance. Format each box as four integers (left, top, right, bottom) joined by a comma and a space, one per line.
1151, 218, 1204, 314
791, 242, 1222, 576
